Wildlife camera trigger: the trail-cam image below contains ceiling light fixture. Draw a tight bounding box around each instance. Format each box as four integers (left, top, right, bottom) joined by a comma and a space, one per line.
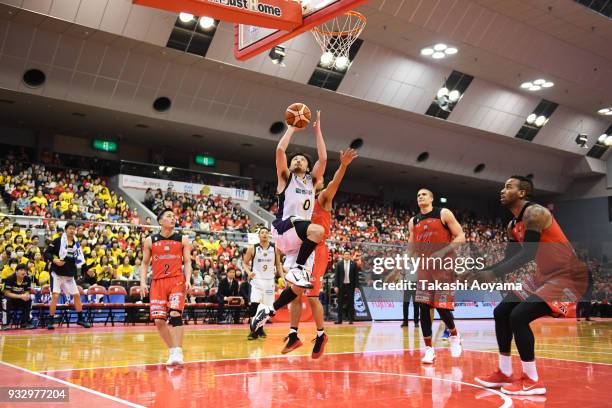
199, 16, 215, 29
320, 51, 334, 66
179, 12, 194, 23
598, 134, 608, 144
575, 133, 588, 149
605, 136, 612, 147
268, 45, 286, 66
421, 43, 458, 59
520, 79, 554, 91
597, 107, 612, 115
534, 115, 547, 127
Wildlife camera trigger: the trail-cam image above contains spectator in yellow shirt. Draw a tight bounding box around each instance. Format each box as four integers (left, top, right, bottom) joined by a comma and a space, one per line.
93, 256, 114, 287
1, 260, 17, 280
115, 256, 134, 280
30, 190, 48, 207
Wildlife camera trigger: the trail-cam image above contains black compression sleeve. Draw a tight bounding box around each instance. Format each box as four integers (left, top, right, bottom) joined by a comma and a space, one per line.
490, 230, 541, 278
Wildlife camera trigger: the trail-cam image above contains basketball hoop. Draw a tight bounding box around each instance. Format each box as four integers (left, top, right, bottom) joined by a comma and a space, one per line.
311, 10, 366, 69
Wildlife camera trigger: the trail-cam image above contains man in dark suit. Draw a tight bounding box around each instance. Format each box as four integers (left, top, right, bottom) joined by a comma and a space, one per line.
334, 251, 359, 324
217, 266, 240, 323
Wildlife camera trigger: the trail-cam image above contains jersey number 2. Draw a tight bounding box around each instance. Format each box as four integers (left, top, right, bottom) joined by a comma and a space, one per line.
163, 264, 170, 275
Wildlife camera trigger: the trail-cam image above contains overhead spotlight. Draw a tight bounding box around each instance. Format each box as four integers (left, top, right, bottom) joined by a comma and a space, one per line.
534, 115, 547, 127
421, 43, 458, 59
199, 16, 215, 29
433, 43, 447, 51
440, 197, 448, 204
598, 107, 612, 115
575, 134, 588, 149
268, 45, 286, 66
436, 87, 449, 98
334, 55, 350, 70
606, 136, 612, 146
159, 166, 165, 171
166, 167, 173, 173
320, 51, 334, 66
598, 134, 608, 144
435, 86, 462, 111
420, 48, 434, 56
520, 78, 553, 91
526, 113, 537, 124
179, 12, 194, 23
448, 90, 461, 102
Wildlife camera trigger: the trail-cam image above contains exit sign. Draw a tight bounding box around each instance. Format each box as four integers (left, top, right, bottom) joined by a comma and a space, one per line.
195, 155, 215, 167
92, 139, 118, 152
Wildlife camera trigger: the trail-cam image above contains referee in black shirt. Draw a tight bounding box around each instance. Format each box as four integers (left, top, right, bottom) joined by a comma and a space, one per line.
1, 264, 34, 330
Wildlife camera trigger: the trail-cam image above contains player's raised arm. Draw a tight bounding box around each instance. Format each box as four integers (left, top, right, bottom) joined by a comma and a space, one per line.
182, 235, 192, 290
310, 110, 327, 183
276, 126, 298, 192
319, 149, 357, 206
140, 236, 152, 297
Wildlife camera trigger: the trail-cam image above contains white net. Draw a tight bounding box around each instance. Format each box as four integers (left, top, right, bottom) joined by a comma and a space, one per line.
311, 10, 366, 66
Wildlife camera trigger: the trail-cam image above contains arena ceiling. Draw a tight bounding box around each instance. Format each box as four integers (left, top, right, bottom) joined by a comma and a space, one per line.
0, 0, 610, 196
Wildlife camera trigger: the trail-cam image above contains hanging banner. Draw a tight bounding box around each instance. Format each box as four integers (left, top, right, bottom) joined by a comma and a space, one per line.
120, 174, 252, 202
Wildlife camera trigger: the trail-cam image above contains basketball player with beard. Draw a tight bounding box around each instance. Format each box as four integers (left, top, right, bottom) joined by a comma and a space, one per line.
471, 176, 587, 395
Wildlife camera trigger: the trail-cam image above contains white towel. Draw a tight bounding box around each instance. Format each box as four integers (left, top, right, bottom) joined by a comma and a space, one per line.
59, 232, 85, 268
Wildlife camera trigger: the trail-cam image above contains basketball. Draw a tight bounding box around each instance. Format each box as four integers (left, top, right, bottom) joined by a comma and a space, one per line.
285, 103, 311, 128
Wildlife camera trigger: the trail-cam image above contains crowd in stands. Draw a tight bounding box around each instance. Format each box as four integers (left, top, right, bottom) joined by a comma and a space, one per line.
143, 188, 251, 233
0, 148, 609, 329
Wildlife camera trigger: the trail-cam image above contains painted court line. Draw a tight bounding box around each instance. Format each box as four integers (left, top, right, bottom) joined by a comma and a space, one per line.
0, 361, 144, 408
214, 369, 513, 408
41, 347, 418, 373
40, 346, 612, 375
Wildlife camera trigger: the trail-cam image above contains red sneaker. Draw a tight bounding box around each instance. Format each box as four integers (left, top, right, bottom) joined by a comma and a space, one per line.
474, 370, 513, 388
501, 374, 546, 396
311, 333, 328, 359
281, 334, 303, 354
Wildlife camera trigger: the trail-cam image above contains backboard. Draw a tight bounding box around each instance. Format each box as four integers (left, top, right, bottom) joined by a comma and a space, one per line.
234, 0, 368, 61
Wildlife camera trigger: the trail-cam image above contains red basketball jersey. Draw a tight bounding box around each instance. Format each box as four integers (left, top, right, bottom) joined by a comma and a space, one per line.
151, 233, 184, 280
412, 207, 452, 247
312, 199, 331, 240
509, 202, 584, 283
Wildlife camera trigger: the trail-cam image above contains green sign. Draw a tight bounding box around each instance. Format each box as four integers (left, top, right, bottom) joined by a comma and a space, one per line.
195, 155, 215, 167
92, 139, 118, 152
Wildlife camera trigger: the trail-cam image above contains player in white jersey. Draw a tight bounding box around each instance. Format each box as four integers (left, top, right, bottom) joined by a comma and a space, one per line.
250, 111, 327, 334
243, 227, 283, 340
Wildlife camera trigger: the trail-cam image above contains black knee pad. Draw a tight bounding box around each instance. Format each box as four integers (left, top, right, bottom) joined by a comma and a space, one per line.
169, 314, 183, 327
293, 220, 311, 241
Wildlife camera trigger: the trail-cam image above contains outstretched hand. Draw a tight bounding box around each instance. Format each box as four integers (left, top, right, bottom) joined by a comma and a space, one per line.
312, 110, 321, 132
340, 149, 358, 165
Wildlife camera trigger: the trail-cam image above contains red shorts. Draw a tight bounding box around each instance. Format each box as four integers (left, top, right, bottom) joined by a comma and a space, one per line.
513, 274, 586, 318
149, 275, 186, 320
304, 244, 328, 297
415, 268, 455, 310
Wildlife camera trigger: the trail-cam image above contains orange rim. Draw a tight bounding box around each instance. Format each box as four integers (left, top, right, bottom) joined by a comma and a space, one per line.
312, 10, 366, 37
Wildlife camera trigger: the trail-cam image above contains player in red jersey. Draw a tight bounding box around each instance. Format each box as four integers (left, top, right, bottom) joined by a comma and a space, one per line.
409, 188, 466, 364
471, 176, 587, 396
282, 149, 358, 358
140, 208, 192, 366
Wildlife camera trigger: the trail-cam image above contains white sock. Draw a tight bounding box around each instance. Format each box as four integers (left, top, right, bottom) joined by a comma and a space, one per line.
521, 360, 538, 381
289, 328, 298, 334
499, 354, 512, 376
317, 330, 324, 337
